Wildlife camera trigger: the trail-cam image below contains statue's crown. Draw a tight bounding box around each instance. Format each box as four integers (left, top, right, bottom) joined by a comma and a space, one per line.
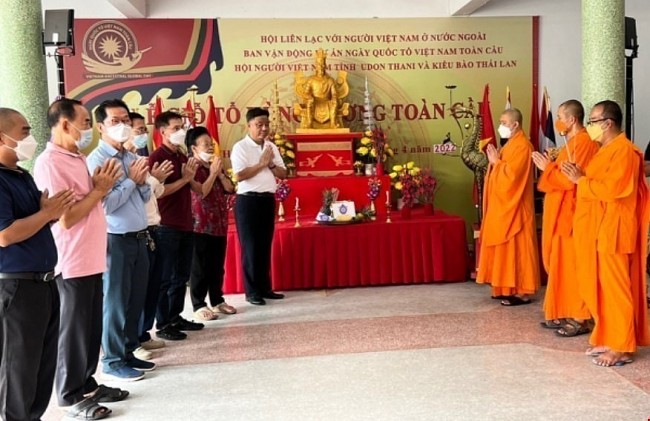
316, 49, 327, 61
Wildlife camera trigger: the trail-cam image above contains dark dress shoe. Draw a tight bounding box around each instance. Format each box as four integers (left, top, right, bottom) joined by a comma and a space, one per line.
246, 296, 266, 305
155, 326, 187, 341
172, 318, 204, 331
263, 291, 285, 299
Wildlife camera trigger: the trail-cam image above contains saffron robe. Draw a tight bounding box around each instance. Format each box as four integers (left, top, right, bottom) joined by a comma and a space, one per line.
537, 129, 599, 320
477, 131, 540, 296
573, 133, 650, 352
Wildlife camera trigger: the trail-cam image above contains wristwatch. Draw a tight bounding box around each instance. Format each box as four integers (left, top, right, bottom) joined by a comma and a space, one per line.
268, 164, 276, 170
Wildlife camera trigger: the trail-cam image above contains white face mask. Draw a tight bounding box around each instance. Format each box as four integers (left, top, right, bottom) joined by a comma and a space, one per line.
132, 133, 149, 149
71, 124, 93, 151
106, 123, 131, 143
497, 124, 512, 139
198, 151, 213, 163
169, 129, 186, 146
3, 134, 38, 161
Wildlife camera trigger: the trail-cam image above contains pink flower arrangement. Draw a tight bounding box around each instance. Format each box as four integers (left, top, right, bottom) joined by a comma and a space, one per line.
417, 169, 438, 204
367, 177, 381, 201
275, 179, 291, 202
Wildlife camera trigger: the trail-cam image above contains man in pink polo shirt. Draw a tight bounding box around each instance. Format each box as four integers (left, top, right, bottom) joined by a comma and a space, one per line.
34, 99, 127, 416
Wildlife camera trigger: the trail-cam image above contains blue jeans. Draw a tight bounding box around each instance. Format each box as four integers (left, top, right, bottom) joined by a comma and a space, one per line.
103, 235, 149, 372
154, 226, 194, 329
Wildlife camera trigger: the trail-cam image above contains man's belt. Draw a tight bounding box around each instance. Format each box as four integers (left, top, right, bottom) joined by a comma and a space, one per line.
0, 271, 55, 282
111, 230, 149, 239
239, 192, 274, 197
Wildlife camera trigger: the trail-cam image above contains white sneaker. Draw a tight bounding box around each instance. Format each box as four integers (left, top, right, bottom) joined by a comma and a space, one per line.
141, 338, 165, 350
133, 347, 152, 361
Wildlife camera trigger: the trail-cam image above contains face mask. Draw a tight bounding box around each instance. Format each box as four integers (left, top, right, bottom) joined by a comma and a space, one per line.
3, 134, 38, 161
72, 124, 93, 151
497, 124, 512, 139
198, 151, 213, 163
586, 123, 605, 142
169, 129, 186, 146
555, 119, 569, 136
106, 123, 131, 143
132, 133, 149, 149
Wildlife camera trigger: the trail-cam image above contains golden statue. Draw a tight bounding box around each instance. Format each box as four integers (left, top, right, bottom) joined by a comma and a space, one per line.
293, 49, 350, 132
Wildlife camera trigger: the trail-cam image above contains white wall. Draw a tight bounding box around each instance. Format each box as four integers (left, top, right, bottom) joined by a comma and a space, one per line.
473, 0, 650, 147
42, 0, 650, 147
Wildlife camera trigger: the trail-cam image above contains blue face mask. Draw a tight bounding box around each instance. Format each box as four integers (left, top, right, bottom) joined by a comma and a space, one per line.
132, 133, 149, 149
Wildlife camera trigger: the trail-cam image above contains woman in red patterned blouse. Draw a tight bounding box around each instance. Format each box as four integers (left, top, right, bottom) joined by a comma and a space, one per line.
185, 127, 235, 321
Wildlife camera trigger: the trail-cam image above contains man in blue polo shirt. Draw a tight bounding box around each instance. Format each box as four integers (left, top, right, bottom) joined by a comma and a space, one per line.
87, 99, 155, 381
0, 108, 74, 420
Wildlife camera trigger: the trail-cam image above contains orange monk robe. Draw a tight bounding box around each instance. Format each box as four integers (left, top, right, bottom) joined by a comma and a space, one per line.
477, 131, 540, 296
573, 133, 650, 352
537, 129, 599, 320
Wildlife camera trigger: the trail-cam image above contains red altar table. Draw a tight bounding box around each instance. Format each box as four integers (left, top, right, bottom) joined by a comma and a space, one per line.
283, 174, 389, 218
223, 211, 468, 294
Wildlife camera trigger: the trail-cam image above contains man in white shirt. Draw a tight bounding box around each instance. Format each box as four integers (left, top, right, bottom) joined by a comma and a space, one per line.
230, 108, 286, 305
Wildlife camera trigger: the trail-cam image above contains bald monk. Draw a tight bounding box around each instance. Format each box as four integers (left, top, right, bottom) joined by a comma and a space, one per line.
561, 100, 650, 367
532, 100, 599, 335
477, 108, 540, 305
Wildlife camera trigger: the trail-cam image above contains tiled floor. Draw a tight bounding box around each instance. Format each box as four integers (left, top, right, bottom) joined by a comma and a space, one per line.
44, 283, 650, 420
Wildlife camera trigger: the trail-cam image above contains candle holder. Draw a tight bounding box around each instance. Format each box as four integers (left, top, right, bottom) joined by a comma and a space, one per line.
278, 202, 285, 222
294, 205, 301, 227
385, 198, 392, 223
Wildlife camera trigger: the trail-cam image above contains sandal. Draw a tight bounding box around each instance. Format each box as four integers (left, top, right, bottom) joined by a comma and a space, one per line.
540, 319, 565, 329
193, 307, 218, 321
85, 384, 129, 403
592, 351, 634, 367
555, 319, 590, 337
501, 296, 532, 306
67, 397, 111, 420
585, 346, 609, 357
211, 303, 237, 315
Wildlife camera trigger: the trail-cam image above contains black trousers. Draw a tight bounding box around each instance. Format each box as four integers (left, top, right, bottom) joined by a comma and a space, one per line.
0, 278, 59, 421
55, 274, 103, 406
235, 194, 276, 298
190, 233, 227, 311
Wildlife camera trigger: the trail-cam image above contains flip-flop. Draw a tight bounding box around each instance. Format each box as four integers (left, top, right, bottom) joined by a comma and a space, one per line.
87, 384, 129, 403
501, 296, 532, 306
585, 346, 608, 357
591, 357, 634, 367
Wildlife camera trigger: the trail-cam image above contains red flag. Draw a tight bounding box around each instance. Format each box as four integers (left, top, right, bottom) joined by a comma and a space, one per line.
473, 84, 497, 206
152, 96, 163, 150
529, 84, 540, 152
184, 99, 196, 128
480, 84, 497, 150
204, 95, 221, 156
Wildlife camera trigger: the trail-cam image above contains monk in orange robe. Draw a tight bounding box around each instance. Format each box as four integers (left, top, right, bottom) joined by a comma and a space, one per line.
532, 100, 599, 335
477, 108, 540, 305
561, 100, 650, 367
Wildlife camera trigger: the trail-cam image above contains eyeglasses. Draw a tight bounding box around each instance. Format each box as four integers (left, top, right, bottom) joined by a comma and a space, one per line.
587, 118, 610, 126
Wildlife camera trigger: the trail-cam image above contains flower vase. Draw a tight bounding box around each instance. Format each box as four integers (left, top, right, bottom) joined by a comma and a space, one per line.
287, 167, 296, 178
278, 201, 285, 222
423, 203, 434, 215
401, 206, 412, 220
364, 163, 376, 176
376, 162, 384, 176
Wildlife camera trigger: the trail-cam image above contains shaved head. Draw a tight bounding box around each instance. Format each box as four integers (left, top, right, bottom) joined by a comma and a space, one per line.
502, 108, 523, 126
559, 100, 585, 124
0, 108, 22, 133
